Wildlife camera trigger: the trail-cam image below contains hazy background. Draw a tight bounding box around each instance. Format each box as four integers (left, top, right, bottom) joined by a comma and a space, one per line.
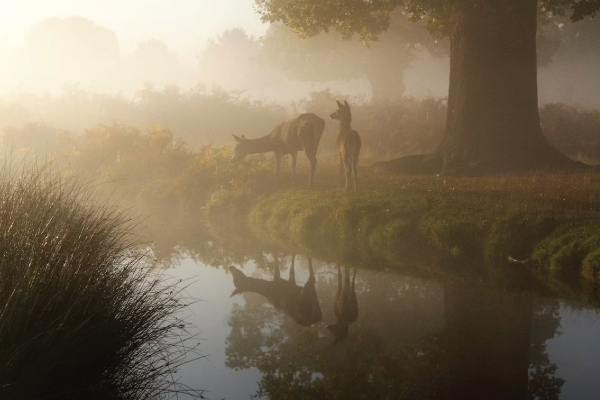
0, 0, 449, 100
0, 0, 598, 154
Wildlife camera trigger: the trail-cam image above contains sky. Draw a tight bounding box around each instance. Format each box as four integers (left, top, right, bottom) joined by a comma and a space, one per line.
0, 0, 268, 65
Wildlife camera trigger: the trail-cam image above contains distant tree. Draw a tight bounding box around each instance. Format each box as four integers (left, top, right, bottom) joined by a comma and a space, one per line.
122, 39, 186, 89
255, 0, 600, 174
131, 40, 178, 75
261, 13, 446, 99
26, 17, 119, 90
199, 28, 285, 94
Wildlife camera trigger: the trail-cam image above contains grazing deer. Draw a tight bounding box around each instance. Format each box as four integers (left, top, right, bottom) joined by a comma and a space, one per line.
330, 100, 361, 191
229, 255, 322, 326
327, 265, 358, 343
231, 113, 325, 186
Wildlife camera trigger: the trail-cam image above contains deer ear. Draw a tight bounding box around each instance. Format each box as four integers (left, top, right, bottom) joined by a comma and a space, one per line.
344, 100, 350, 109
241, 134, 247, 140
336, 100, 344, 109
232, 134, 242, 143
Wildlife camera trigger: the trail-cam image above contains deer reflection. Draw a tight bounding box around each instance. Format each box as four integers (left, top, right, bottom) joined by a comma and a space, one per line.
327, 265, 358, 343
229, 255, 322, 326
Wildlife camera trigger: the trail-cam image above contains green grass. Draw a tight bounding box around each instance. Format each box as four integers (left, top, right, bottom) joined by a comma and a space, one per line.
238, 164, 600, 302
0, 163, 192, 399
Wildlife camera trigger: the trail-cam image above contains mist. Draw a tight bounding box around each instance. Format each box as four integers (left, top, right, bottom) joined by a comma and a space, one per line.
3, 2, 600, 399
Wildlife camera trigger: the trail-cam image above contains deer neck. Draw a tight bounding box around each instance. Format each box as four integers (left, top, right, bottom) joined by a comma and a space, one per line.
245, 135, 277, 154
338, 120, 352, 132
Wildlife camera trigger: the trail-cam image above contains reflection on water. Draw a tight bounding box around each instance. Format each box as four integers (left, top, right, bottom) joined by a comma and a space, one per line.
328, 265, 358, 343
166, 252, 600, 400
229, 255, 322, 326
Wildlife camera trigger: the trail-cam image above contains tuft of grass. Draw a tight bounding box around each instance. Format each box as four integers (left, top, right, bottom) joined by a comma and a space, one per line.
533, 225, 600, 281
0, 163, 194, 399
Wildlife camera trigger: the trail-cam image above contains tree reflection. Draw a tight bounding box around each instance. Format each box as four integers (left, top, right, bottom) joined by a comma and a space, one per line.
225, 261, 564, 399
528, 299, 564, 400
327, 266, 358, 343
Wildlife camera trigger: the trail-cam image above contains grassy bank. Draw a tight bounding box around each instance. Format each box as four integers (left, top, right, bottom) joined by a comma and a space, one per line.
243, 168, 600, 301
0, 164, 191, 399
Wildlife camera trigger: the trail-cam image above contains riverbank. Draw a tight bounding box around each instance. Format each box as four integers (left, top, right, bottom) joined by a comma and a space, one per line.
199, 167, 600, 304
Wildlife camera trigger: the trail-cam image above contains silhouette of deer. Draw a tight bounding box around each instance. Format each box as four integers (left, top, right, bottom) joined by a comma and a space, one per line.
330, 100, 361, 191
327, 265, 358, 343
229, 255, 322, 326
231, 113, 325, 186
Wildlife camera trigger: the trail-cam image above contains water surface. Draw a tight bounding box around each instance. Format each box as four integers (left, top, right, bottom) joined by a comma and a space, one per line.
166, 254, 600, 400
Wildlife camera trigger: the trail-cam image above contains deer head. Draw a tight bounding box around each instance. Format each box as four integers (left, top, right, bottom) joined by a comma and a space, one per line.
329, 100, 352, 124
230, 134, 249, 163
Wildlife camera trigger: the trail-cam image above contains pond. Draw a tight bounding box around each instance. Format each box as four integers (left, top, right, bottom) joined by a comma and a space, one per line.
160, 251, 600, 400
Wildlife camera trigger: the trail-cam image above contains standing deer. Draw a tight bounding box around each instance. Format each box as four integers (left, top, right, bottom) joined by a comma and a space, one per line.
229, 255, 322, 326
231, 113, 325, 186
330, 100, 361, 191
327, 265, 358, 343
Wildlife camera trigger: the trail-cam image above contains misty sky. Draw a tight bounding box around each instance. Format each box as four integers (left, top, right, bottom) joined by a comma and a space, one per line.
0, 0, 267, 64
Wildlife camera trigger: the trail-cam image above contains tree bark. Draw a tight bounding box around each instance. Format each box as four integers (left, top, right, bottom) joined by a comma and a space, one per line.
374, 0, 585, 174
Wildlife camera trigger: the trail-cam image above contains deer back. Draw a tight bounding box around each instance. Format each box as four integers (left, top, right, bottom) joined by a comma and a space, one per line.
229, 266, 322, 326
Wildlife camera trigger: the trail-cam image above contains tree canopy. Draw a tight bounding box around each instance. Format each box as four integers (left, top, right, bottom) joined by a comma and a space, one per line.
256, 0, 600, 173
261, 12, 445, 98
256, 0, 600, 42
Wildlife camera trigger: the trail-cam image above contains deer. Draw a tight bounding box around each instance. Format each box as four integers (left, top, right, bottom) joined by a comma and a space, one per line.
327, 265, 358, 343
229, 255, 322, 327
330, 100, 361, 192
231, 113, 325, 186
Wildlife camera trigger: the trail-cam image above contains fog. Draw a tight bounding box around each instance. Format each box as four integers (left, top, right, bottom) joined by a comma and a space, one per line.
0, 3, 598, 141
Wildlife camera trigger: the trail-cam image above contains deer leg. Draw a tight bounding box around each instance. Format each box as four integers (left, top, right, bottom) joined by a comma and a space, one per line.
291, 152, 297, 175
352, 160, 358, 192
307, 257, 315, 284
352, 268, 356, 290
273, 257, 281, 280
332, 265, 343, 318
344, 159, 352, 192
306, 152, 317, 187
275, 152, 282, 175
344, 266, 351, 289
289, 254, 296, 285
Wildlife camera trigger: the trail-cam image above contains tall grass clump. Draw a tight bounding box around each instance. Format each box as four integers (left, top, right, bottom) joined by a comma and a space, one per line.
0, 163, 192, 399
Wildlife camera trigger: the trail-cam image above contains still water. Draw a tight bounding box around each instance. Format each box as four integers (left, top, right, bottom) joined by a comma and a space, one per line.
164, 254, 600, 400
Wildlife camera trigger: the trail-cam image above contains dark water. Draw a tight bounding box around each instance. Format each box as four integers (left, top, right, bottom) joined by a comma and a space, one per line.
163, 254, 600, 400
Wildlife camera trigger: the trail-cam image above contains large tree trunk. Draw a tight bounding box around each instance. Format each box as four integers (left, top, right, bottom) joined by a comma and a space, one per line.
375, 0, 584, 174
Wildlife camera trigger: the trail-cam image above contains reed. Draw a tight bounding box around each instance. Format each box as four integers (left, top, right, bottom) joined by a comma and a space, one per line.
0, 162, 194, 399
